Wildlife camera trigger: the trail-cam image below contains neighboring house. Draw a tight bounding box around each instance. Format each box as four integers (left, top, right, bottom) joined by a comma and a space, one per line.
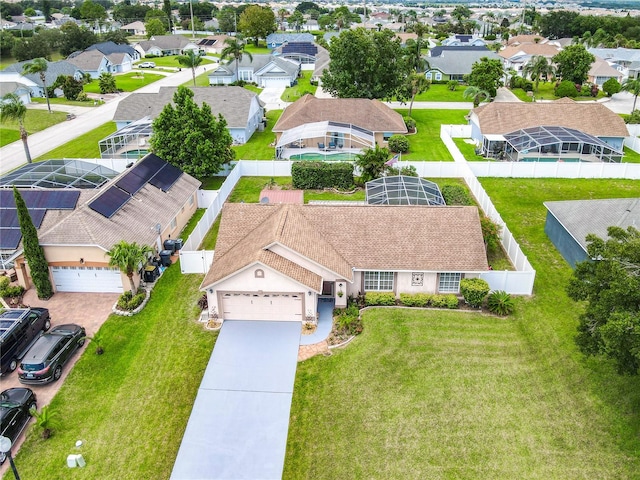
588, 47, 640, 79
204, 18, 219, 31
200, 203, 489, 321
506, 34, 546, 46
0, 60, 84, 98
396, 33, 418, 46
113, 86, 265, 144
442, 34, 487, 47
272, 95, 407, 157
273, 42, 319, 66
265, 33, 314, 49
544, 198, 640, 268
588, 56, 623, 87
197, 35, 232, 55
468, 98, 628, 162
0, 82, 32, 104
426, 51, 501, 82
7, 155, 200, 294
87, 41, 140, 62
135, 35, 199, 57
208, 54, 300, 88
499, 43, 560, 73
428, 45, 490, 58
66, 50, 112, 78
311, 44, 329, 83
121, 21, 146, 36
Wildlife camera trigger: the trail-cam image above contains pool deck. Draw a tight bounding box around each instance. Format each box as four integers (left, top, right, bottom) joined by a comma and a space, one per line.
281, 146, 361, 160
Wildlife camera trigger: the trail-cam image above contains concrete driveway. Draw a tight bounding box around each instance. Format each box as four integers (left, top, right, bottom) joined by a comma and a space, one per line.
0, 290, 118, 476
171, 320, 301, 480
259, 87, 290, 111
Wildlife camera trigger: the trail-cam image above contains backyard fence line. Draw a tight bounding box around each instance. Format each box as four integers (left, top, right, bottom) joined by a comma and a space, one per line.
468, 161, 640, 179
624, 136, 640, 154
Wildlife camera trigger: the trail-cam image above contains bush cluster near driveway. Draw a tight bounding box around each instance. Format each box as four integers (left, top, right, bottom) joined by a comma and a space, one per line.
1, 109, 67, 147
510, 82, 605, 102
83, 72, 165, 94
35, 122, 117, 161
6, 266, 216, 480
285, 178, 640, 479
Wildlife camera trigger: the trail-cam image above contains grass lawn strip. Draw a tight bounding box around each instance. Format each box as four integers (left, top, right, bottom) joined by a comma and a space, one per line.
233, 110, 282, 160
1, 109, 67, 137
84, 72, 165, 94
0, 128, 20, 147
6, 266, 215, 480
395, 109, 467, 161
35, 122, 117, 161
282, 71, 318, 102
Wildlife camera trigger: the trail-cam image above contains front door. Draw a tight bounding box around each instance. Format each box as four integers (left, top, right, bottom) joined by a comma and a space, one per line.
321, 281, 334, 296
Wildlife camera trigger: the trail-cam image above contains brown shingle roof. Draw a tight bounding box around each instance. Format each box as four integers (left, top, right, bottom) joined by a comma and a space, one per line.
499, 43, 560, 59
272, 95, 407, 134
201, 203, 488, 289
472, 99, 629, 137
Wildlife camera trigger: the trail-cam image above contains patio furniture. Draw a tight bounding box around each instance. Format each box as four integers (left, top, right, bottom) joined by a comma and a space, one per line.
318, 142, 326, 150
328, 141, 337, 150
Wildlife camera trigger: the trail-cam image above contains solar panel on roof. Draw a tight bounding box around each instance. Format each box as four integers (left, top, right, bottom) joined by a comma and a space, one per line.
116, 154, 165, 194
0, 209, 17, 228
0, 190, 80, 209
0, 228, 22, 250
149, 162, 182, 192
88, 186, 131, 218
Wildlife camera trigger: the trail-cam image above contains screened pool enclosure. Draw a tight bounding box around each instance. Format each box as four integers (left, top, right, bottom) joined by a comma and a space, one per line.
366, 176, 446, 206
99, 117, 153, 159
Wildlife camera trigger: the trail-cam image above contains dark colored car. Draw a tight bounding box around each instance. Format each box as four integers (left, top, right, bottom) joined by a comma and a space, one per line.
0, 308, 51, 375
0, 388, 36, 464
17, 324, 86, 385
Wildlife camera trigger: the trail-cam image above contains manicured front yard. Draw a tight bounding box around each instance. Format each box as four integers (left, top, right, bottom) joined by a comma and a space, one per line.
1, 110, 67, 147
83, 72, 165, 94
136, 55, 214, 69
285, 178, 640, 479
35, 122, 117, 161
510, 82, 606, 102
281, 71, 318, 102
413, 82, 467, 102
6, 266, 216, 480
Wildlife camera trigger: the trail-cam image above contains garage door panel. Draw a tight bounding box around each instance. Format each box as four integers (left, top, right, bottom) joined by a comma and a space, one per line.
52, 266, 123, 293
221, 292, 303, 321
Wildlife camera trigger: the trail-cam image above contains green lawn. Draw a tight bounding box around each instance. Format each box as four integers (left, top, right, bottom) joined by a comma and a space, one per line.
453, 137, 484, 161
200, 216, 221, 250
189, 70, 212, 87
5, 266, 216, 480
35, 122, 117, 161
137, 55, 214, 69
511, 82, 606, 102
243, 44, 271, 55
84, 72, 165, 94
623, 146, 640, 163
285, 178, 640, 479
179, 208, 206, 239
281, 71, 317, 102
232, 110, 282, 160
244, 84, 263, 95
198, 176, 226, 190
412, 82, 467, 102
31, 97, 102, 107
395, 109, 468, 161
1, 110, 67, 147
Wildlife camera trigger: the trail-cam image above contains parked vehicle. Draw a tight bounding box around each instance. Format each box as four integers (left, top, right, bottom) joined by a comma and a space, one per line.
0, 308, 51, 375
139, 62, 156, 68
17, 324, 86, 385
0, 387, 36, 464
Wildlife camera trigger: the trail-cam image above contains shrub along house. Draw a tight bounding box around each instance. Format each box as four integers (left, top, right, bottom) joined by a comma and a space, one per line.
200, 203, 488, 322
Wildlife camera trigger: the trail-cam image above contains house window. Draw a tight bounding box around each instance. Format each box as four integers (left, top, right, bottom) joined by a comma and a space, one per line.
435, 72, 442, 81
170, 217, 177, 229
438, 273, 462, 293
364, 271, 394, 291
426, 72, 433, 80
383, 132, 393, 141
255, 269, 264, 278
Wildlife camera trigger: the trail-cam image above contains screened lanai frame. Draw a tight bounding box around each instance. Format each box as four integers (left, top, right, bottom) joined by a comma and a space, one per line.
99, 117, 153, 159
502, 125, 623, 163
0, 159, 117, 189
276, 121, 375, 153
366, 176, 446, 206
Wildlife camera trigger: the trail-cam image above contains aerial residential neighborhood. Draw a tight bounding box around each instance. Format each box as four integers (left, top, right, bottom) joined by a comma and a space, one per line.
0, 0, 639, 479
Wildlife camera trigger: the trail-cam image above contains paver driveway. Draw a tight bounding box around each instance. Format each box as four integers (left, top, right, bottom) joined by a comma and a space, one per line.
171, 320, 301, 480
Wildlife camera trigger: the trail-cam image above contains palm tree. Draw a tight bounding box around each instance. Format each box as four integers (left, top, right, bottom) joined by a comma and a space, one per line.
220, 37, 253, 81
464, 86, 491, 107
621, 78, 640, 113
522, 55, 555, 92
30, 405, 60, 439
404, 73, 430, 116
107, 240, 153, 293
177, 50, 203, 87
23, 58, 51, 113
0, 93, 32, 163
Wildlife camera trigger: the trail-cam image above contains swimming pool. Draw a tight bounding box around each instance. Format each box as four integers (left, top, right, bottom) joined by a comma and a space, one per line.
289, 152, 357, 161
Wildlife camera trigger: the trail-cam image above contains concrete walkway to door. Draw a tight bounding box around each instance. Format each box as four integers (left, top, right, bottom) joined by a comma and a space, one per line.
171, 320, 301, 480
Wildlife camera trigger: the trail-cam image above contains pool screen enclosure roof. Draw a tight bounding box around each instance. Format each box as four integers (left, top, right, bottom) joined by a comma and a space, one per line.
276, 121, 375, 147
0, 160, 118, 189
366, 176, 446, 206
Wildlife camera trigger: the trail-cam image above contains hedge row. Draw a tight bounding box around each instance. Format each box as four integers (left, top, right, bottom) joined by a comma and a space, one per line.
291, 161, 354, 190
365, 292, 459, 309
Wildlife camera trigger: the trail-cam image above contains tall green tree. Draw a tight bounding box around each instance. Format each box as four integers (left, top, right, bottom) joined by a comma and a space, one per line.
0, 93, 31, 163
220, 37, 252, 76
466, 57, 503, 97
60, 23, 97, 56
163, 0, 173, 33
146, 17, 167, 38
107, 241, 153, 293
177, 50, 203, 87
79, 0, 106, 23
23, 58, 51, 114
621, 78, 640, 113
13, 187, 53, 299
354, 145, 391, 183
217, 6, 238, 33
464, 86, 491, 107
567, 226, 640, 375
399, 73, 430, 116
322, 28, 407, 100
522, 55, 555, 91
150, 86, 235, 177
552, 44, 595, 85
11, 35, 52, 62
238, 5, 276, 46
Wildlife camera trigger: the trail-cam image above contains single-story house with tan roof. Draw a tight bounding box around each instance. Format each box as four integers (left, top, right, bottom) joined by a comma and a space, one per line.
499, 43, 560, 73
200, 203, 489, 322
272, 95, 407, 159
10, 155, 200, 294
588, 56, 623, 87
468, 98, 628, 162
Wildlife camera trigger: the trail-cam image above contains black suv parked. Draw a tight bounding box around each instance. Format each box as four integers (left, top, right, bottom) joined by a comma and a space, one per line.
0, 387, 36, 464
0, 308, 51, 375
17, 324, 86, 385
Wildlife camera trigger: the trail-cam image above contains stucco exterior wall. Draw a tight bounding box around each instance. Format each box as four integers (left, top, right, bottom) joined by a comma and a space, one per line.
396, 271, 438, 293
544, 211, 587, 268
159, 192, 197, 247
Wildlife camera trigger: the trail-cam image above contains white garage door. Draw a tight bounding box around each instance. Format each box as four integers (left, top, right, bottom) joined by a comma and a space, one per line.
261, 77, 291, 88
221, 292, 303, 321
52, 266, 123, 293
